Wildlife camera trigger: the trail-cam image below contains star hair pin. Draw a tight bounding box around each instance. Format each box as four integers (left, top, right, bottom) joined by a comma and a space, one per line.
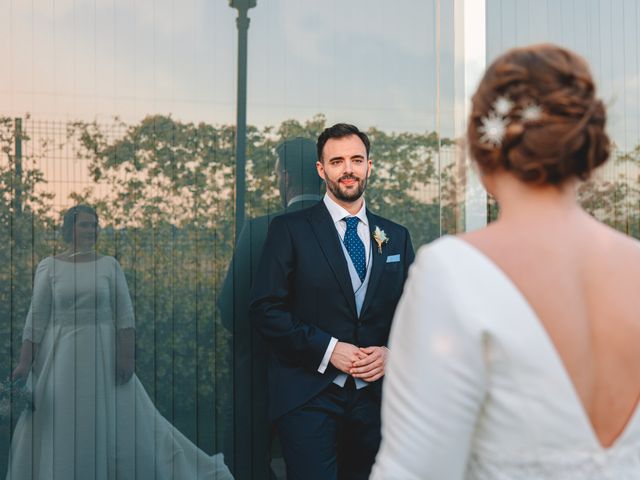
477, 96, 513, 146
493, 96, 514, 116
521, 103, 543, 122
478, 111, 508, 147
477, 95, 543, 147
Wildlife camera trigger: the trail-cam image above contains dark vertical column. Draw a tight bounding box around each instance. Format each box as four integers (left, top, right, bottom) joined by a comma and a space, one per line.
234, 6, 250, 242
229, 1, 258, 478
14, 118, 22, 218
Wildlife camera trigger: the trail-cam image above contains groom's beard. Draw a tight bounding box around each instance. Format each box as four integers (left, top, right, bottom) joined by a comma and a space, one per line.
325, 172, 368, 202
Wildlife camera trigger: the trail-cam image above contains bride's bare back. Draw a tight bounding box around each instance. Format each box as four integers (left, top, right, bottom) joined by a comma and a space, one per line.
464, 209, 640, 448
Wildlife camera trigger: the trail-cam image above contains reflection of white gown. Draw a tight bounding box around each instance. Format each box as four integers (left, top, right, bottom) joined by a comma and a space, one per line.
6, 256, 233, 480
371, 236, 640, 480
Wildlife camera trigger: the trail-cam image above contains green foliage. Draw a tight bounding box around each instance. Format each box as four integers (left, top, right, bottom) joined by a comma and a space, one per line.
68, 116, 238, 229
60, 114, 458, 444
578, 149, 640, 239
0, 117, 55, 383
4, 112, 639, 459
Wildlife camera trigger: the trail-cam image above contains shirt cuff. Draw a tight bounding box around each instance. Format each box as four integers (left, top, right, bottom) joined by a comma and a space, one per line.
318, 337, 339, 373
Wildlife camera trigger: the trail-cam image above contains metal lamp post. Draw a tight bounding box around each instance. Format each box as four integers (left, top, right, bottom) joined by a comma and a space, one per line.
227, 2, 257, 478
229, 0, 256, 241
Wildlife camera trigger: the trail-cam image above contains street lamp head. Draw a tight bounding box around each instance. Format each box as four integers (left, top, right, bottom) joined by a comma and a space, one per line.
228, 0, 256, 10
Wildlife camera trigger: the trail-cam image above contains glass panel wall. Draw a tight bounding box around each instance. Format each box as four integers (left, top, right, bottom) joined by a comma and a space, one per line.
3, 1, 637, 479
1, 2, 240, 479
0, 1, 456, 479
487, 0, 640, 237
235, 2, 457, 477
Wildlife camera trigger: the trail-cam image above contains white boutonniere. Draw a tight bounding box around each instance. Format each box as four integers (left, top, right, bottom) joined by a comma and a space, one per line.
373, 226, 389, 254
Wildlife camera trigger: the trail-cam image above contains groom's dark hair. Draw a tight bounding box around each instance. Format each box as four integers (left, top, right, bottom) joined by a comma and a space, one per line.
317, 123, 371, 162
276, 137, 323, 195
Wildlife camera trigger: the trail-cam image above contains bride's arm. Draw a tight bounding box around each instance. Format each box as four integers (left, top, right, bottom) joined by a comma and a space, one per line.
14, 258, 52, 378
113, 259, 135, 384
12, 340, 37, 379
371, 246, 487, 480
116, 328, 135, 384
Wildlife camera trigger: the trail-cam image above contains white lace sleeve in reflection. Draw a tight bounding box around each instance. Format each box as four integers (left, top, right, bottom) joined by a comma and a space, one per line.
22, 258, 53, 343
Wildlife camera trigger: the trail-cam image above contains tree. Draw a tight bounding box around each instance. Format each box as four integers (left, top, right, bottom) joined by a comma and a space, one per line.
578, 148, 640, 239
0, 116, 55, 473
60, 114, 456, 451
0, 116, 55, 375
5, 112, 640, 471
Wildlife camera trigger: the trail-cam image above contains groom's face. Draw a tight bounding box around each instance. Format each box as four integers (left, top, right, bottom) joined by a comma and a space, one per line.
316, 135, 372, 204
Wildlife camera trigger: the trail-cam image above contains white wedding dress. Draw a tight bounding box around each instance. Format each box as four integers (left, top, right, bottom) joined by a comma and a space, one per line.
6, 256, 233, 480
371, 236, 640, 479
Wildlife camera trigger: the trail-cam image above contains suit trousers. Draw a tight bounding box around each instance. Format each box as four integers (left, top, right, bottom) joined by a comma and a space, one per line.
275, 376, 382, 480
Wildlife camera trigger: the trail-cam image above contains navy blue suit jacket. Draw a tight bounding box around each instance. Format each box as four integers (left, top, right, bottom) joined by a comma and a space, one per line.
250, 201, 414, 421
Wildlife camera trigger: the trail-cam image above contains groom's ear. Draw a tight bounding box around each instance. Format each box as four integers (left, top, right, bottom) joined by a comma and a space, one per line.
316, 160, 326, 180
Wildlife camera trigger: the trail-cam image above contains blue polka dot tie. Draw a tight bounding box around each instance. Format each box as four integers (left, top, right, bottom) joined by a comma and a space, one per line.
343, 216, 366, 282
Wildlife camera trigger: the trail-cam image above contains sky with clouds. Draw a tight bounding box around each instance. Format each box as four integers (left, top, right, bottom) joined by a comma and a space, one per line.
0, 0, 638, 147
0, 0, 451, 135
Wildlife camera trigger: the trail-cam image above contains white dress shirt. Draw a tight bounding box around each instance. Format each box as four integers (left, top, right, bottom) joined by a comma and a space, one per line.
317, 194, 372, 389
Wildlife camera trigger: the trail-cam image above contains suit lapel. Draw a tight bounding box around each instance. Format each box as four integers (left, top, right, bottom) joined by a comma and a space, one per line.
307, 203, 358, 317
360, 211, 385, 318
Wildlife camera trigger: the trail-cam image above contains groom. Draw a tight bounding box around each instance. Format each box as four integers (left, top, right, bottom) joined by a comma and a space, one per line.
250, 123, 414, 480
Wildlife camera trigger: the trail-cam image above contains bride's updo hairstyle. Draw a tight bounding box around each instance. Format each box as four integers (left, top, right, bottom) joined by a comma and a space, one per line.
468, 44, 610, 185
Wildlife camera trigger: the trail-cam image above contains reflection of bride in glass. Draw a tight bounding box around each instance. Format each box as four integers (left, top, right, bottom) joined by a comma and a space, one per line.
6, 205, 233, 480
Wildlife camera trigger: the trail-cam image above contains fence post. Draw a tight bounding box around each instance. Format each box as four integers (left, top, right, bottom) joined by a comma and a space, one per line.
14, 118, 22, 217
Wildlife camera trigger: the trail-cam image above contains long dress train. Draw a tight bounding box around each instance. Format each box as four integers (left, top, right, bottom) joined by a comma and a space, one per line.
6, 256, 233, 480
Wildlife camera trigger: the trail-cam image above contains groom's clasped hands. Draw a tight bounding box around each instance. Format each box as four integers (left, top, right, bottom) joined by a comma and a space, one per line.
330, 341, 388, 382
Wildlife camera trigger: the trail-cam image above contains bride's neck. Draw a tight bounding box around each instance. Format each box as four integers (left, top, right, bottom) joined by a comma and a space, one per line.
489, 173, 584, 227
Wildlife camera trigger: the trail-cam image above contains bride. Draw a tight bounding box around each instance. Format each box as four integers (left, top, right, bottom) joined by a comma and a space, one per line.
6, 205, 233, 480
371, 44, 640, 479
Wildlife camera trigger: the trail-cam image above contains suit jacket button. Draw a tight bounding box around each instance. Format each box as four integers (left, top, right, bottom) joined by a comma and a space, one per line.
357, 321, 363, 327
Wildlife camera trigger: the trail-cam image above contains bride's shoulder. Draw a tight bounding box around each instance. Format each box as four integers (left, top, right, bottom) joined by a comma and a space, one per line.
411, 235, 476, 279
414, 234, 483, 264
405, 236, 489, 332
592, 223, 640, 278
601, 222, 640, 253
99, 255, 124, 268
422, 233, 473, 249
35, 256, 55, 270
414, 235, 457, 263
410, 232, 506, 297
